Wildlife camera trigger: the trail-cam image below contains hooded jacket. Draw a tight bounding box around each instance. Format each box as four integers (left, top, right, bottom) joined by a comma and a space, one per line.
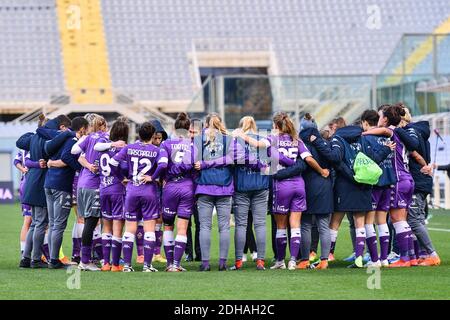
150, 120, 168, 141
406, 121, 432, 194
16, 119, 60, 207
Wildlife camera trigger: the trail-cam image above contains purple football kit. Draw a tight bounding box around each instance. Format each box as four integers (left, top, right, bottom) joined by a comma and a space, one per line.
390, 129, 414, 209
161, 138, 195, 223
14, 151, 32, 216
98, 143, 126, 221
111, 141, 168, 222
269, 134, 310, 215
77, 131, 109, 218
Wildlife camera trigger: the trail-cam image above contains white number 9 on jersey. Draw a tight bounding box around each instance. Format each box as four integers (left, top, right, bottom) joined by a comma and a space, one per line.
100, 153, 111, 177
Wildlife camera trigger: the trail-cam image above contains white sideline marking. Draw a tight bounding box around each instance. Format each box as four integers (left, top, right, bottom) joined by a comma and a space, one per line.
428, 227, 450, 233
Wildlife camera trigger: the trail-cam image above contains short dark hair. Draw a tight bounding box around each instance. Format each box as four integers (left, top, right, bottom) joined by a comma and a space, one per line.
383, 105, 405, 127
56, 114, 71, 128
360, 110, 379, 127
110, 118, 129, 142
71, 117, 89, 132
138, 122, 156, 142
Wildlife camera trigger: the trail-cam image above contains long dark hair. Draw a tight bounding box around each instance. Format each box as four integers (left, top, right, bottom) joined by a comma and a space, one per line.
110, 117, 129, 142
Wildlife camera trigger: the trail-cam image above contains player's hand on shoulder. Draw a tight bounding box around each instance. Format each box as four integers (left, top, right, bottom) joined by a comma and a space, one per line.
194, 161, 202, 170
111, 140, 126, 148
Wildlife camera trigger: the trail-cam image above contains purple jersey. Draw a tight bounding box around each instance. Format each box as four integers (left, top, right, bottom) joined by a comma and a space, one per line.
111, 141, 168, 195
267, 133, 311, 180
98, 143, 126, 195
160, 137, 193, 182
77, 131, 109, 189
391, 129, 412, 180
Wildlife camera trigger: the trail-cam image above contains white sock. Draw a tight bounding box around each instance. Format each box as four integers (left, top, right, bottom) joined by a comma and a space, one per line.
76, 223, 84, 238
377, 223, 390, 237
101, 233, 112, 241
20, 241, 25, 252
155, 224, 162, 232
291, 228, 301, 238
276, 229, 287, 238
112, 236, 122, 243
393, 221, 410, 235
144, 232, 156, 242
356, 227, 366, 238
122, 232, 135, 243
71, 222, 77, 238
163, 230, 174, 246
175, 235, 188, 243
93, 225, 101, 240
330, 229, 338, 242
365, 224, 376, 238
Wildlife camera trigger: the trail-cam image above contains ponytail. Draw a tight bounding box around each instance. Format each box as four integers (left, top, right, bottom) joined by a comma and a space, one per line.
273, 112, 297, 141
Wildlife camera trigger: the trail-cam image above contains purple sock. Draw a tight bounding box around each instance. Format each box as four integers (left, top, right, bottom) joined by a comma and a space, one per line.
92, 237, 103, 260
219, 258, 227, 268
41, 243, 50, 261
144, 240, 155, 266
201, 260, 210, 269
379, 236, 390, 261
355, 237, 366, 258
366, 236, 379, 262
72, 238, 81, 258
81, 245, 91, 264
275, 231, 287, 261
395, 232, 410, 261
330, 241, 336, 254
102, 237, 112, 265
111, 239, 122, 266
419, 250, 428, 258
289, 236, 301, 260
174, 241, 186, 266
122, 241, 134, 265
154, 230, 163, 255
136, 226, 144, 256
164, 244, 174, 267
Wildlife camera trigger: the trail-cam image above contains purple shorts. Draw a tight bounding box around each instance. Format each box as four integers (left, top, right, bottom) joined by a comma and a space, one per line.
22, 204, 32, 217
371, 186, 391, 212
390, 178, 414, 209
162, 180, 195, 224
101, 193, 125, 221
272, 178, 307, 214
124, 193, 160, 221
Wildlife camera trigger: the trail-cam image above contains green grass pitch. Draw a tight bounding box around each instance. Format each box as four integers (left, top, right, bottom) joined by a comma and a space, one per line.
0, 203, 449, 300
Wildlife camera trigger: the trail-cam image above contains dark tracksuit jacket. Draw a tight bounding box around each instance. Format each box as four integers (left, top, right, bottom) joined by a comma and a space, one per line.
15, 119, 60, 207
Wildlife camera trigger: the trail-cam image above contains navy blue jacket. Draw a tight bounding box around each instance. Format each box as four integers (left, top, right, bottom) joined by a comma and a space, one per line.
314, 126, 390, 212
234, 134, 270, 192
363, 134, 397, 187
406, 121, 432, 194
15, 119, 60, 207
41, 130, 81, 193
299, 127, 334, 214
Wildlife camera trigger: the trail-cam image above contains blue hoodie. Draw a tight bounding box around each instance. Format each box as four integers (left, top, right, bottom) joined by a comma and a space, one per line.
234, 133, 270, 192
16, 119, 60, 207
38, 129, 81, 193
406, 121, 432, 194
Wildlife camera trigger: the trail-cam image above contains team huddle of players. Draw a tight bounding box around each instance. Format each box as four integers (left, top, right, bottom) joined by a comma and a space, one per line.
15, 104, 441, 273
